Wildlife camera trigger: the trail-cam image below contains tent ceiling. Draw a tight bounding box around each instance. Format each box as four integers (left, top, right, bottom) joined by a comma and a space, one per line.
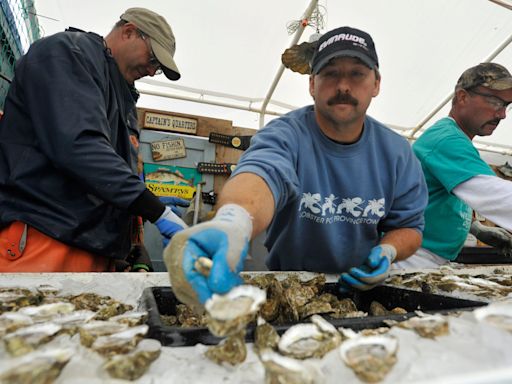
33, 0, 512, 153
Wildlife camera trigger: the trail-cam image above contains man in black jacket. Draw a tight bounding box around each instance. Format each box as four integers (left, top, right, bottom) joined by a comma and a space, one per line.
0, 8, 186, 272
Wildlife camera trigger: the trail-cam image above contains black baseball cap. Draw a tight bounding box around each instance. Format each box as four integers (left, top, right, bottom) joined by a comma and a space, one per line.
310, 26, 378, 75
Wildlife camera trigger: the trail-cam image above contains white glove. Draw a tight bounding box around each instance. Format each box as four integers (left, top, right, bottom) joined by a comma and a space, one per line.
164, 204, 253, 313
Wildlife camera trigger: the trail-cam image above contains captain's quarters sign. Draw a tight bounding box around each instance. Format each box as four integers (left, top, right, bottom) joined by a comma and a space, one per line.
144, 112, 198, 134
151, 138, 187, 161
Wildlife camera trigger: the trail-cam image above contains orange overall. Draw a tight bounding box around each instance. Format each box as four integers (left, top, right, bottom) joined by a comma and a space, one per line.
0, 221, 113, 272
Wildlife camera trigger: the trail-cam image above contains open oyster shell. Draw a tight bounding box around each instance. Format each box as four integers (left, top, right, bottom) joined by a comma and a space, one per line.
4, 322, 62, 357
474, 301, 512, 331
110, 311, 148, 327
278, 315, 341, 359
0, 348, 73, 384
104, 339, 161, 381
78, 320, 128, 347
0, 312, 34, 337
205, 285, 266, 337
91, 324, 148, 357
259, 348, 324, 384
397, 314, 449, 338
0, 288, 42, 314
339, 334, 398, 383
18, 302, 75, 322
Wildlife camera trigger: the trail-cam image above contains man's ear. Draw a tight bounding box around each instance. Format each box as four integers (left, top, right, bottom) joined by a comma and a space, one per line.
309, 75, 315, 98
121, 22, 138, 39
372, 76, 380, 98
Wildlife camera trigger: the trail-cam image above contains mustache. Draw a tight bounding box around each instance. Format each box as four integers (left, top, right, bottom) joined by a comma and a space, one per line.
327, 92, 358, 106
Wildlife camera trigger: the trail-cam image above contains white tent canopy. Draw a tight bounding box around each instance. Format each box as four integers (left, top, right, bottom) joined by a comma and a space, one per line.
33, 0, 512, 158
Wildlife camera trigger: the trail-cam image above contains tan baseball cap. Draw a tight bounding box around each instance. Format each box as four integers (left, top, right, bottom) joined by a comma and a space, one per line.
456, 63, 512, 91
121, 7, 180, 81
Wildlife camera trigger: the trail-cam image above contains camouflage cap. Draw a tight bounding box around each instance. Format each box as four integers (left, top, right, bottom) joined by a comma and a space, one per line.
456, 63, 512, 91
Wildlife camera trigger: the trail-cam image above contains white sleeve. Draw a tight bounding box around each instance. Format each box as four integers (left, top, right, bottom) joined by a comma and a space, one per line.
452, 174, 512, 231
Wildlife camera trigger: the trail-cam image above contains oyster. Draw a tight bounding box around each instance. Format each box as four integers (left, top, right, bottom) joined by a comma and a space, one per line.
0, 312, 33, 337
36, 284, 61, 297
205, 285, 266, 337
176, 304, 207, 327
205, 330, 247, 365
397, 314, 449, 339
104, 339, 161, 381
52, 310, 96, 335
91, 324, 148, 357
278, 315, 341, 359
66, 292, 133, 320
474, 301, 512, 332
18, 302, 75, 322
78, 320, 128, 347
0, 288, 42, 314
110, 311, 148, 326
0, 348, 73, 384
339, 334, 398, 383
259, 349, 324, 384
254, 317, 280, 354
4, 322, 62, 357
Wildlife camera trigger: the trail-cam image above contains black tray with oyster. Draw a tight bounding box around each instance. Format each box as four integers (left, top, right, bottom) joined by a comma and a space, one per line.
142, 274, 486, 346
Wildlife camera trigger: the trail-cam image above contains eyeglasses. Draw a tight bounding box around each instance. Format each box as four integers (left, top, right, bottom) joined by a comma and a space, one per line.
466, 88, 512, 113
138, 30, 163, 75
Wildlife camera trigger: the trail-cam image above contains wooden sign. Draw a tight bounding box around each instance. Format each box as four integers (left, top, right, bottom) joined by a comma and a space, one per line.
144, 111, 198, 134
150, 138, 186, 161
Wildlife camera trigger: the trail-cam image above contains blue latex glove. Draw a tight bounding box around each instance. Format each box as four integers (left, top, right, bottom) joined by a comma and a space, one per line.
159, 196, 190, 216
164, 204, 253, 313
338, 244, 397, 292
155, 206, 189, 248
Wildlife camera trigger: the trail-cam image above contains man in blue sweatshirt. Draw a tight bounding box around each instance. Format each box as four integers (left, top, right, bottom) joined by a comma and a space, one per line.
166, 26, 428, 308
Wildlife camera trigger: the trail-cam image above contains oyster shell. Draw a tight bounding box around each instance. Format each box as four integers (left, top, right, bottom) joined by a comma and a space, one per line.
78, 320, 128, 347
205, 285, 266, 337
259, 349, 324, 384
91, 324, 148, 357
205, 330, 247, 365
339, 334, 398, 383
66, 292, 133, 320
4, 322, 62, 357
52, 310, 96, 335
0, 348, 73, 384
0, 288, 42, 314
397, 314, 449, 339
104, 339, 161, 381
278, 315, 341, 359
18, 302, 75, 322
36, 284, 61, 297
254, 317, 280, 354
0, 312, 33, 337
474, 301, 512, 331
110, 310, 148, 326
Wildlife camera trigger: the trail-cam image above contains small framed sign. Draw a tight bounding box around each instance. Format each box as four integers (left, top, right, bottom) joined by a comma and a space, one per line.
144, 111, 198, 134
151, 138, 186, 161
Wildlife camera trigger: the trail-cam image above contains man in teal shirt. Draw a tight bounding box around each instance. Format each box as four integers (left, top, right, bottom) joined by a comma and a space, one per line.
395, 63, 512, 268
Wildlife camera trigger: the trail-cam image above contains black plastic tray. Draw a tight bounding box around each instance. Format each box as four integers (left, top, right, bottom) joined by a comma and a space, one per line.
455, 246, 511, 264
142, 284, 486, 346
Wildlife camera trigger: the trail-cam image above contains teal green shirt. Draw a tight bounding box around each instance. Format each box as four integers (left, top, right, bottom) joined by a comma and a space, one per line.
413, 117, 495, 260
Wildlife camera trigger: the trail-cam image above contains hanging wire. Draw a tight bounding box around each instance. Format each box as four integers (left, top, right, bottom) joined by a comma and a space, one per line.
286, 4, 327, 35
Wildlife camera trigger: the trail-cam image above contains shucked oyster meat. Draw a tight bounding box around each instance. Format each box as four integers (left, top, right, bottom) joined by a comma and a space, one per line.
397, 313, 449, 339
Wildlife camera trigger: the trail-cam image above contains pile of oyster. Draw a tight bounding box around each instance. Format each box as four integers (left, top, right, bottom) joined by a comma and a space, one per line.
163, 274, 406, 329
387, 268, 512, 299
0, 285, 158, 382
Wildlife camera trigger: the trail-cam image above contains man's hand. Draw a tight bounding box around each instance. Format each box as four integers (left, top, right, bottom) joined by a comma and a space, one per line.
163, 204, 252, 313
338, 244, 397, 292
155, 206, 189, 247
159, 196, 190, 216
470, 221, 512, 257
